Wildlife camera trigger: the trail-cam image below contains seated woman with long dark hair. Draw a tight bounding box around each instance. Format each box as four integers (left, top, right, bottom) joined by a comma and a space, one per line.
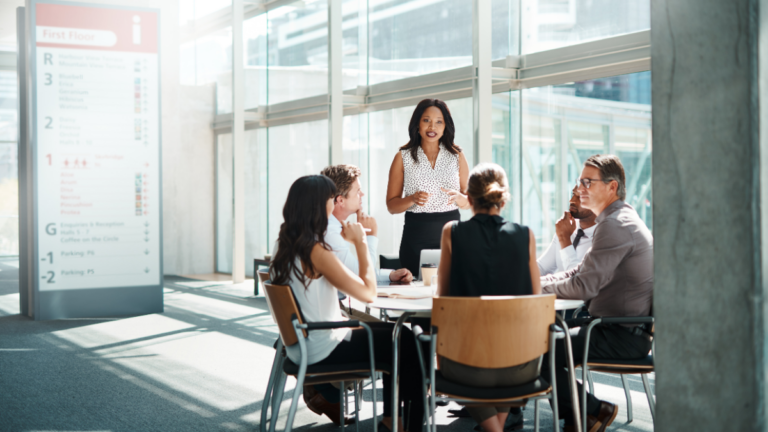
436, 163, 541, 432
270, 175, 424, 432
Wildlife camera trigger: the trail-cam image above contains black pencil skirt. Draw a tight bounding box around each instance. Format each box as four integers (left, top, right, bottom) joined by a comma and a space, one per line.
398, 209, 461, 277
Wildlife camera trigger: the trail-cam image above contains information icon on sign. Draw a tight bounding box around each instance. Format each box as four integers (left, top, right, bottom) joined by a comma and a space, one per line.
133, 16, 141, 45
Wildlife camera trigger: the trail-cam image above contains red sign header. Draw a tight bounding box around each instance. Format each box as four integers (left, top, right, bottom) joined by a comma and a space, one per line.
36, 3, 158, 54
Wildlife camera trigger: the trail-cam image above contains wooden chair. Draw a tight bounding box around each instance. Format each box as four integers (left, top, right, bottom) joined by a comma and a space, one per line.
261, 281, 383, 432
575, 315, 655, 431
412, 294, 581, 432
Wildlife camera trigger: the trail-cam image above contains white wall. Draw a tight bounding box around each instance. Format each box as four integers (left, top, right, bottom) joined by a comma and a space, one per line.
155, 0, 216, 275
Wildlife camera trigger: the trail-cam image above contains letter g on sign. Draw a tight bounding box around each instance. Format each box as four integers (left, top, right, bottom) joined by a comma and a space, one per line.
45, 223, 57, 235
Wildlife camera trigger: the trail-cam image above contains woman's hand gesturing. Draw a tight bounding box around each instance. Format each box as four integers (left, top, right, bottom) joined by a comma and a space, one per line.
411, 191, 430, 206
441, 187, 469, 209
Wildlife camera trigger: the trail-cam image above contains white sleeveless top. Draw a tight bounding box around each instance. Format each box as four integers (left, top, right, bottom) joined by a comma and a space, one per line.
401, 144, 461, 213
273, 256, 351, 365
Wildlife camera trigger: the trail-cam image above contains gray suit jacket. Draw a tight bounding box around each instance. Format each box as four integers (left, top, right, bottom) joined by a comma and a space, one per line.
541, 200, 653, 318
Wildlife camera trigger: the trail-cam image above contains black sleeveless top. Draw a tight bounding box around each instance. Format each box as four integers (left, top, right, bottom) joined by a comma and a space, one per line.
449, 214, 532, 297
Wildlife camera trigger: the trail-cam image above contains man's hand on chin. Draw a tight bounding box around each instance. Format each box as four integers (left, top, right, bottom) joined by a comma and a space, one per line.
389, 268, 413, 283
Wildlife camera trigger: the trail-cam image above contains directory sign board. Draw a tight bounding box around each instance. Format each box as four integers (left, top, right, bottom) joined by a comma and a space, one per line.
23, 0, 162, 319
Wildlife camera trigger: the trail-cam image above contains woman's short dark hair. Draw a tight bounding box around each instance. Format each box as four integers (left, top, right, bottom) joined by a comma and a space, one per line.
270, 175, 337, 289
400, 98, 462, 163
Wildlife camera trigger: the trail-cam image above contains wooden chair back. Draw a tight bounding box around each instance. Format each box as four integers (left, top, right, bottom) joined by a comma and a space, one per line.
263, 282, 306, 347
257, 270, 270, 285
257, 270, 270, 296
432, 294, 556, 369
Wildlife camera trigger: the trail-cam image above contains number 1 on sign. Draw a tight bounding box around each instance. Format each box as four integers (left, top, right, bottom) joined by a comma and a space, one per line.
46, 154, 51, 166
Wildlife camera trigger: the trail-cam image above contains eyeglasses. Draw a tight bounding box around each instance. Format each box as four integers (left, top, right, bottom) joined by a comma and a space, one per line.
577, 178, 610, 189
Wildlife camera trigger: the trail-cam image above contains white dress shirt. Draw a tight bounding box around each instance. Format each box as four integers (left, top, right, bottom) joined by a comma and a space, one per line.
537, 224, 597, 276
326, 214, 393, 284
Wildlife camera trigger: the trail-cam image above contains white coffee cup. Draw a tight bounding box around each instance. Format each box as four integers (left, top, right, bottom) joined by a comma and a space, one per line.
422, 266, 437, 286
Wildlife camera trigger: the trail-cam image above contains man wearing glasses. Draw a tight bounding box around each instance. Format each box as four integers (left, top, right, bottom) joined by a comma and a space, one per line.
537, 185, 597, 275
541, 154, 654, 432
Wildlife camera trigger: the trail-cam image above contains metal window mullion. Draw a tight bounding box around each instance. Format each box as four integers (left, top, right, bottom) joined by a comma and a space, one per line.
328, 0, 343, 164
473, 0, 492, 165
608, 120, 616, 154
232, 0, 246, 283
560, 114, 569, 211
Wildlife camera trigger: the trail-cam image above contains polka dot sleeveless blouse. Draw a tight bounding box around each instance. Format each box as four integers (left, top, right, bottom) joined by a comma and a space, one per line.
401, 144, 461, 213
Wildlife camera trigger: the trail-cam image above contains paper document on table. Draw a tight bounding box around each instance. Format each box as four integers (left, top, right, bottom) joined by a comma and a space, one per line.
376, 287, 433, 300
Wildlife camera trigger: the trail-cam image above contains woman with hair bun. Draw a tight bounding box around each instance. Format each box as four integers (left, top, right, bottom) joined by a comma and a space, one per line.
434, 163, 541, 432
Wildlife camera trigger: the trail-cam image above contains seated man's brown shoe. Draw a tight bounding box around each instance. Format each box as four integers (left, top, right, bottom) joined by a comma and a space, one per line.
594, 401, 617, 432
563, 401, 617, 432
303, 386, 354, 426
563, 415, 600, 432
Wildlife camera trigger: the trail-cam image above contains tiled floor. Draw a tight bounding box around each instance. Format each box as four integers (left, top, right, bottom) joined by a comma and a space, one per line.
0, 260, 654, 432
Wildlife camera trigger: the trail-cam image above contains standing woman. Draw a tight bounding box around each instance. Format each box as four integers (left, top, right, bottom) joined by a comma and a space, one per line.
386, 98, 471, 277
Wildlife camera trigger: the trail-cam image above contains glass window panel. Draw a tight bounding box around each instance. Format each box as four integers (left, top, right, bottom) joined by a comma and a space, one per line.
342, 114, 369, 217
616, 126, 652, 229
368, 0, 472, 86
342, 0, 368, 90
244, 13, 268, 109
268, 120, 329, 248
0, 144, 18, 257
216, 133, 233, 273
521, 71, 652, 255
368, 106, 410, 256
521, 0, 650, 54
492, 0, 520, 58
217, 129, 270, 275
0, 70, 17, 257
565, 120, 609, 190
492, 91, 521, 223
179, 27, 233, 112
245, 128, 269, 275
0, 71, 17, 142
267, 1, 329, 105
521, 112, 561, 253
179, 0, 233, 26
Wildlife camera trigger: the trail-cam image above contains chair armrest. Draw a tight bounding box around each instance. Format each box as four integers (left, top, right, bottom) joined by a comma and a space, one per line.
549, 323, 565, 339
300, 320, 361, 331
412, 324, 437, 419
290, 318, 379, 424
580, 316, 654, 370
412, 324, 433, 343
566, 316, 596, 328
411, 325, 437, 384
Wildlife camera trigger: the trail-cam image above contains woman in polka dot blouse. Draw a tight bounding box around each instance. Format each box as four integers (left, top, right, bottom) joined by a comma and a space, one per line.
386, 98, 471, 278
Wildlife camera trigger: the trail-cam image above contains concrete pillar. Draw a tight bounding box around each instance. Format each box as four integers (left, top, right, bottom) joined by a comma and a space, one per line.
652, 0, 767, 430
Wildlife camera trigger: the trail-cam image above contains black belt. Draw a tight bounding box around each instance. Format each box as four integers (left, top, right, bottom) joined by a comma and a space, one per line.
605, 323, 653, 339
